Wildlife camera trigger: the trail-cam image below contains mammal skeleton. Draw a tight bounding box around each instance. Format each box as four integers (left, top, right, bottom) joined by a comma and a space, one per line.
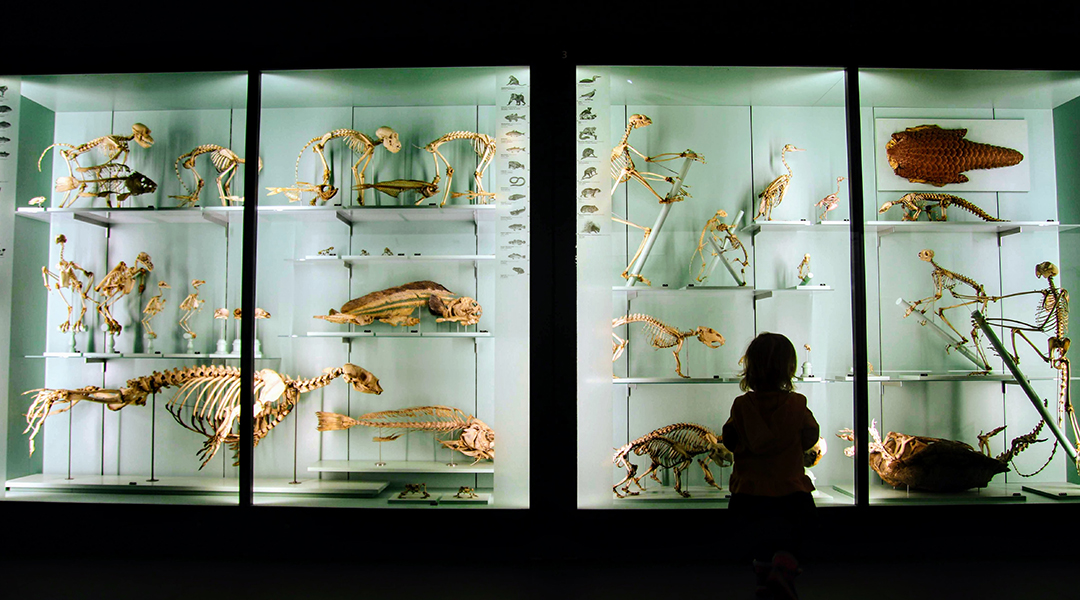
689, 209, 749, 284
878, 192, 1006, 222
269, 127, 401, 205
755, 144, 804, 221
93, 252, 153, 335
612, 314, 724, 378
41, 234, 95, 333
170, 145, 260, 206
51, 163, 157, 208
38, 123, 154, 180
423, 131, 497, 206
612, 423, 733, 498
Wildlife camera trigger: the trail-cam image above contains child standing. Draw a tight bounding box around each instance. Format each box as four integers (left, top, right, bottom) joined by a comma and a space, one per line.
722, 332, 819, 600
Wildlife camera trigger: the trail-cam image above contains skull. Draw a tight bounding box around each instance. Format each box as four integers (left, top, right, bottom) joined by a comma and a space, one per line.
342, 363, 382, 395
377, 126, 401, 153
456, 417, 496, 460
1036, 261, 1059, 279
918, 248, 935, 262
55, 176, 80, 192
131, 123, 154, 148
136, 252, 153, 272
803, 437, 827, 468
696, 327, 725, 348
783, 144, 805, 153
628, 114, 652, 129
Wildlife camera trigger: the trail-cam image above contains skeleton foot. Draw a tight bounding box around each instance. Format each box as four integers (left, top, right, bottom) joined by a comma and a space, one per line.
621, 271, 651, 286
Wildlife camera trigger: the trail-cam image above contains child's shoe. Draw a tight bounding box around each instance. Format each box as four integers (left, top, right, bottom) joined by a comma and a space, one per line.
766, 551, 801, 600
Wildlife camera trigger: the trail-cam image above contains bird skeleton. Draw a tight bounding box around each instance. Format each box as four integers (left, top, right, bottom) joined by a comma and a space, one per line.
179, 279, 206, 338
141, 281, 170, 339
41, 234, 95, 334
93, 252, 153, 335
755, 144, 804, 221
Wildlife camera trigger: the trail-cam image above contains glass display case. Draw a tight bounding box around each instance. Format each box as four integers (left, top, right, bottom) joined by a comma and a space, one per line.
575, 66, 857, 507
252, 67, 530, 507
1, 72, 249, 504
859, 68, 1080, 504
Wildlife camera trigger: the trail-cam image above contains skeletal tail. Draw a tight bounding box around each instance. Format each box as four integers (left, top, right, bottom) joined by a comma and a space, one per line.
38, 143, 73, 171
316, 411, 358, 431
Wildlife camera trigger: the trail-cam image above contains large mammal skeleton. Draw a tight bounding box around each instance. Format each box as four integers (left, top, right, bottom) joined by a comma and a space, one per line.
612, 423, 733, 498
886, 124, 1024, 186
94, 252, 153, 335
423, 131, 497, 206
755, 144, 804, 221
315, 280, 482, 327
170, 145, 260, 206
612, 314, 724, 378
268, 127, 401, 205
38, 124, 155, 208
23, 363, 382, 467
316, 405, 495, 463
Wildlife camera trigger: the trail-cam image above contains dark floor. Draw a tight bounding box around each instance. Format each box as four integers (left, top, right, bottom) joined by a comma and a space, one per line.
1, 556, 1073, 599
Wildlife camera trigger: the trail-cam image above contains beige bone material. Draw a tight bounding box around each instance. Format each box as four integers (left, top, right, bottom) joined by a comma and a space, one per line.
41, 234, 96, 333
178, 279, 206, 338
51, 163, 157, 208
315, 280, 482, 327
23, 363, 381, 466
141, 281, 170, 339
878, 192, 1006, 222
612, 423, 733, 498
316, 405, 495, 463
272, 127, 401, 206
38, 123, 154, 180
422, 131, 497, 206
814, 176, 845, 221
170, 145, 262, 206
755, 144, 804, 221
612, 313, 724, 378
689, 209, 749, 283
93, 252, 153, 335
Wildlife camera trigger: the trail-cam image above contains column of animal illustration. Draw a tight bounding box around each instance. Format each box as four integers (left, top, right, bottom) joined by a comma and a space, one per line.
899, 249, 995, 372
170, 145, 261, 206
41, 234, 96, 350
612, 314, 724, 378
814, 176, 845, 221
23, 363, 381, 467
178, 279, 205, 351
141, 281, 169, 352
755, 143, 804, 221
267, 127, 401, 205
689, 209, 749, 286
422, 131, 497, 206
94, 252, 153, 352
610, 114, 704, 286
38, 123, 155, 208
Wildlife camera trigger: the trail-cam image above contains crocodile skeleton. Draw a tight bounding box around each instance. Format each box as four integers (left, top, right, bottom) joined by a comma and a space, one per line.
878, 192, 1006, 222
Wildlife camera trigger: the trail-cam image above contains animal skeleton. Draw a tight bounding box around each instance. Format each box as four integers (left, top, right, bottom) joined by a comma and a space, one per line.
755, 144, 805, 221
904, 249, 994, 371
398, 483, 430, 499
612, 423, 733, 498
270, 127, 401, 205
454, 486, 478, 498
316, 405, 495, 463
797, 254, 812, 285
689, 209, 749, 284
886, 124, 1024, 186
93, 252, 153, 335
41, 234, 95, 333
179, 279, 206, 338
38, 123, 154, 180
423, 131, 497, 206
814, 176, 845, 221
612, 314, 724, 378
52, 163, 157, 208
878, 192, 1006, 222
315, 281, 482, 327
170, 145, 260, 206
141, 281, 169, 339
23, 363, 381, 467
355, 179, 439, 201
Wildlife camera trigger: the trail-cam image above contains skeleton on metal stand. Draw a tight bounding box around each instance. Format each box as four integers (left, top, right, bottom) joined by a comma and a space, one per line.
179, 279, 206, 340
689, 209, 748, 285
422, 131, 497, 206
141, 281, 170, 341
93, 252, 153, 336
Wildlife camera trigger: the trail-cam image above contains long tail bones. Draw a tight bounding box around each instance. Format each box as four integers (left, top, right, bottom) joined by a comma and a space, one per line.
23, 363, 381, 467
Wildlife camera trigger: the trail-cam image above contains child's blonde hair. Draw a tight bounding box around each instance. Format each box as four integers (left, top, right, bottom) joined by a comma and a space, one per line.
738, 332, 797, 392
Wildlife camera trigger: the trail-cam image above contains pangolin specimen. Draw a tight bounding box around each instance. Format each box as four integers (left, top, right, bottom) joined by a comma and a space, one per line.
886, 124, 1023, 186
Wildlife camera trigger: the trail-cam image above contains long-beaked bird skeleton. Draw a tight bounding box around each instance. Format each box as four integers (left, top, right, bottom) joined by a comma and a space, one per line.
23, 364, 382, 467
423, 131, 497, 206
612, 313, 725, 378
316, 405, 495, 463
170, 144, 261, 207
755, 143, 804, 221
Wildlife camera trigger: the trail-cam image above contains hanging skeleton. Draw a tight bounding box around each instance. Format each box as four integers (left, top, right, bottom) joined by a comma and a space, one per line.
170, 145, 261, 206
316, 405, 495, 463
422, 131, 497, 206
23, 364, 381, 467
612, 314, 724, 378
688, 209, 749, 284
93, 252, 153, 335
51, 163, 157, 208
903, 249, 994, 371
877, 192, 1006, 222
837, 419, 1043, 492
612, 423, 733, 498
886, 124, 1024, 186
268, 127, 401, 205
41, 234, 95, 333
610, 114, 704, 285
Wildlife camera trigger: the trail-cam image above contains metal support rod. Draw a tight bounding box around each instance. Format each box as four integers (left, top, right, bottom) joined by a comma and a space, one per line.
701, 209, 746, 286
973, 310, 1078, 464
625, 156, 697, 287
239, 70, 262, 507
896, 298, 989, 371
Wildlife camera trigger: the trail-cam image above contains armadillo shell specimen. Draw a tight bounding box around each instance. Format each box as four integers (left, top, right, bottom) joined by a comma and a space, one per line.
870, 431, 1008, 492
886, 124, 1024, 186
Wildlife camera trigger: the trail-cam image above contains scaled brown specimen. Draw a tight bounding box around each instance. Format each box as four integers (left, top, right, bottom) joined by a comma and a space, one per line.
886, 124, 1024, 186
315, 280, 482, 327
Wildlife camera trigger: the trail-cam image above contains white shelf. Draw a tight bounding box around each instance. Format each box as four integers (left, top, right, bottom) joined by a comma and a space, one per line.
258, 204, 496, 224
16, 206, 241, 226
31, 353, 278, 361
307, 460, 494, 474
289, 331, 490, 339
745, 220, 851, 234
868, 220, 1068, 235
614, 375, 844, 385
5, 474, 386, 497
293, 254, 495, 265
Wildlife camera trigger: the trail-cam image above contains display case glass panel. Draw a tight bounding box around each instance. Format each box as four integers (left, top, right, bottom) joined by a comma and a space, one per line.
252, 67, 530, 507
576, 66, 856, 508
1, 72, 249, 504
859, 68, 1080, 504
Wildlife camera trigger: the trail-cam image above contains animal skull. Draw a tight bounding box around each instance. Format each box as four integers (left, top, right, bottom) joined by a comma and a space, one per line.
377, 126, 401, 153
695, 327, 725, 348
1036, 261, 1059, 279
628, 114, 652, 129
131, 123, 154, 148
340, 363, 383, 395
